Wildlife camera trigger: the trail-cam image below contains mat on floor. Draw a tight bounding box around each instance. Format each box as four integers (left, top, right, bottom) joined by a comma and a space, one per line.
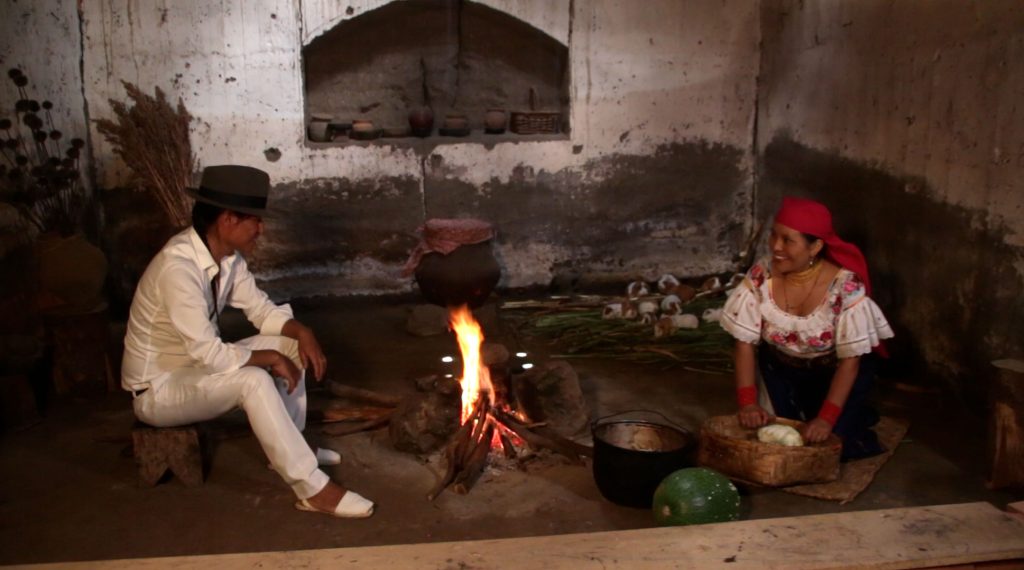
781, 416, 910, 504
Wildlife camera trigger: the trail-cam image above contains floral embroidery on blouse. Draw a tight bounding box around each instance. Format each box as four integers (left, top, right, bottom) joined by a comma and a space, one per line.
721, 257, 894, 359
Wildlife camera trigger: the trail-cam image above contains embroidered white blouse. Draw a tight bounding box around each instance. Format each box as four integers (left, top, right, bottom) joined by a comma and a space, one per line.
720, 258, 894, 359
121, 228, 295, 392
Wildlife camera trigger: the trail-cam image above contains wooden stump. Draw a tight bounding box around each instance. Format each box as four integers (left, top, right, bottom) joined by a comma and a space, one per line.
989, 360, 1024, 490
44, 308, 117, 396
132, 422, 206, 487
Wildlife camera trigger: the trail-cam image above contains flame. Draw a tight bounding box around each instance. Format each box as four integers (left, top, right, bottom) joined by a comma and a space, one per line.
449, 305, 494, 424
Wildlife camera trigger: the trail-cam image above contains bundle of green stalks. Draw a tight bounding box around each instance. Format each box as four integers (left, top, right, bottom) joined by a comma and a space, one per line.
505, 296, 734, 375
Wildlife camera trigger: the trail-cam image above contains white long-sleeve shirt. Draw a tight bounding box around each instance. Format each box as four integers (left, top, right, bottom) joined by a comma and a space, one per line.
121, 227, 294, 392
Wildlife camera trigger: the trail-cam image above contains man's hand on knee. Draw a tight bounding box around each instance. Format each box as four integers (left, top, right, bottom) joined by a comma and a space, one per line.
247, 349, 303, 393
269, 352, 302, 393
283, 320, 328, 382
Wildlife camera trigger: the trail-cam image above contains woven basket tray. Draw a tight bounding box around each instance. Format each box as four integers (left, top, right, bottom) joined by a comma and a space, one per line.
509, 111, 560, 135
697, 415, 841, 486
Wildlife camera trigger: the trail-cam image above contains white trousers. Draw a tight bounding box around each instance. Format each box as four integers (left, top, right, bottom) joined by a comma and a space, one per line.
132, 335, 329, 499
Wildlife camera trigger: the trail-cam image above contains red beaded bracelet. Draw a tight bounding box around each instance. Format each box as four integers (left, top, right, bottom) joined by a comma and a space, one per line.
817, 400, 842, 426
737, 385, 757, 407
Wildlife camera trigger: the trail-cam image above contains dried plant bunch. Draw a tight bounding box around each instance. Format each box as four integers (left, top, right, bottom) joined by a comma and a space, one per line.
95, 81, 194, 229
0, 68, 87, 236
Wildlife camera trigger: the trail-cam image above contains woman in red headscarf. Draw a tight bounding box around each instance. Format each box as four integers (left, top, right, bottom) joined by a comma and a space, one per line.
720, 197, 894, 460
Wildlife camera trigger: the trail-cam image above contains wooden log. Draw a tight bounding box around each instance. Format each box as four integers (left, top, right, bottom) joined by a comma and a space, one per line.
427, 399, 486, 500
316, 406, 394, 424
494, 409, 586, 464
453, 423, 495, 495
989, 360, 1024, 489
532, 424, 594, 459
320, 415, 391, 437
326, 381, 400, 407
499, 431, 517, 459
453, 399, 489, 473
427, 440, 461, 501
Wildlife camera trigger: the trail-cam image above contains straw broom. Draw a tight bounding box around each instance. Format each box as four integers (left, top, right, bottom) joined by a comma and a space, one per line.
95, 82, 194, 229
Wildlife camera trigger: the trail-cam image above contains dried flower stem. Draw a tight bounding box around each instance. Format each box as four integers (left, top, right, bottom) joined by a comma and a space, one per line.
94, 82, 194, 228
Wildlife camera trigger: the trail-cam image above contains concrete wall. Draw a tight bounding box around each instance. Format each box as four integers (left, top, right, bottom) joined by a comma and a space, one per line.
81, 0, 760, 299
757, 0, 1024, 399
0, 0, 87, 159
0, 0, 90, 230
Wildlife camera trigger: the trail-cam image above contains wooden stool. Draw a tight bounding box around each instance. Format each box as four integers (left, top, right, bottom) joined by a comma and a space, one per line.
44, 308, 117, 396
132, 422, 206, 487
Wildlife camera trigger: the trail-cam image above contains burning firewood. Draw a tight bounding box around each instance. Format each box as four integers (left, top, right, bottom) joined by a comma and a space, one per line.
452, 422, 495, 495
493, 409, 589, 463
427, 396, 488, 500
424, 305, 597, 499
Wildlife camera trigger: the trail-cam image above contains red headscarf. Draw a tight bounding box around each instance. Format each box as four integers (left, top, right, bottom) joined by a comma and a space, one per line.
774, 196, 887, 356
774, 197, 873, 296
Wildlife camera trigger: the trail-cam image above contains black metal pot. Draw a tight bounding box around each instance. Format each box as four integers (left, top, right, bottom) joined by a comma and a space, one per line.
591, 411, 696, 508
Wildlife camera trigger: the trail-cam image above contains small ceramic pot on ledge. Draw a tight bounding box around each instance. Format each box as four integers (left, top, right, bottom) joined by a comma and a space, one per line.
408, 107, 434, 138
440, 113, 470, 137
484, 109, 507, 134
307, 115, 332, 142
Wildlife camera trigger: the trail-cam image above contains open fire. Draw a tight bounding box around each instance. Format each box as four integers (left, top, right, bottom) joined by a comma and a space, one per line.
449, 305, 494, 424
427, 305, 589, 499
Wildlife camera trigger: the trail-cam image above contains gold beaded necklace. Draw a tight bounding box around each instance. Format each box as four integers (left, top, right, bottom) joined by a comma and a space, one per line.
782, 258, 823, 313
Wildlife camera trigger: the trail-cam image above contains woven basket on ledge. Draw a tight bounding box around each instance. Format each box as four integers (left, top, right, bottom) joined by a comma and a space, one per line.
697, 415, 841, 486
509, 111, 560, 135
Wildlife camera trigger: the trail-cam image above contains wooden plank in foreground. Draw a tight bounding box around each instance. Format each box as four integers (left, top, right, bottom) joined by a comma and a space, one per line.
17, 502, 1024, 570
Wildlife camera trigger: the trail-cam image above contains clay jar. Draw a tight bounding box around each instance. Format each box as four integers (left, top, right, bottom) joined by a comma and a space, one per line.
408, 107, 434, 137
350, 119, 378, 141
443, 113, 469, 131
307, 116, 331, 142
352, 119, 374, 133
36, 232, 108, 315
414, 242, 501, 308
484, 109, 507, 134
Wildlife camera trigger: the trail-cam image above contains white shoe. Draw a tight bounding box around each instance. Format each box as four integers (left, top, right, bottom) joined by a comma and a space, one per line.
315, 447, 342, 466
295, 490, 374, 519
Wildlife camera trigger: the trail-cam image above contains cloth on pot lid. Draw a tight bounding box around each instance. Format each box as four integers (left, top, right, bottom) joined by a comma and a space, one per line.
402, 218, 495, 277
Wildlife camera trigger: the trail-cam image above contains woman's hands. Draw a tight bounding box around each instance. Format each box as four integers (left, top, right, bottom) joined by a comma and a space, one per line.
738, 404, 774, 428
801, 417, 833, 443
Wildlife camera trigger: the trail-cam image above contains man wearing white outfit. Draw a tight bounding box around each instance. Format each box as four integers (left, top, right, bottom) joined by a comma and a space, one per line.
122, 165, 373, 518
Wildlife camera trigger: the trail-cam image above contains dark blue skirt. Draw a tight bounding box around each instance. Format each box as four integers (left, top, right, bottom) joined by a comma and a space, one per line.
758, 347, 884, 461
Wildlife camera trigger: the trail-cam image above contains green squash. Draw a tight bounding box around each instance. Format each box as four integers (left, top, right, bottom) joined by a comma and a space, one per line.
652, 467, 741, 526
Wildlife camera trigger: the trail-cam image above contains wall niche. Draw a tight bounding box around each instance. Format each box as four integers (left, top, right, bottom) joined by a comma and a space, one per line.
302, 0, 569, 144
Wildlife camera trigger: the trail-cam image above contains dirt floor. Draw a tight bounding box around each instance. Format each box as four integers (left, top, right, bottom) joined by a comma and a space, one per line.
1, 295, 1021, 566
